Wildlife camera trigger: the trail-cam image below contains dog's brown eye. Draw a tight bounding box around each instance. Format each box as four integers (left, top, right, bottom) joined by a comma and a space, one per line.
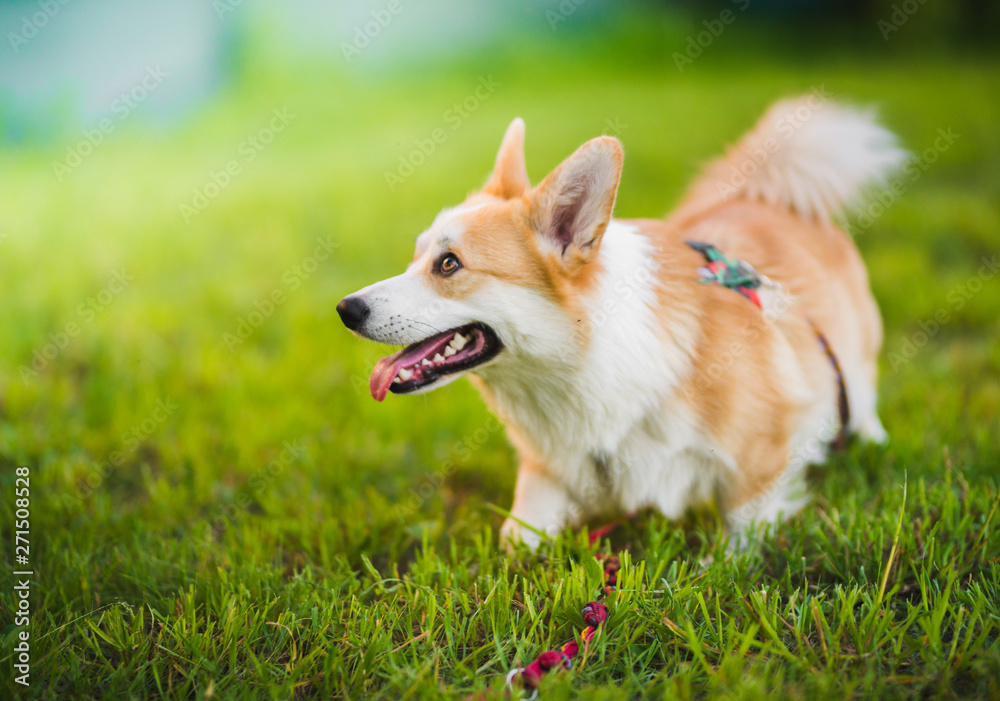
438, 253, 461, 276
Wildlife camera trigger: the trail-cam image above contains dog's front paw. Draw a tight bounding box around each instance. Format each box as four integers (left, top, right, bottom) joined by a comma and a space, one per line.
500, 517, 543, 552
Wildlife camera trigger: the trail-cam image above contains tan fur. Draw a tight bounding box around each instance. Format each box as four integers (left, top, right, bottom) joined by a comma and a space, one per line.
467, 116, 884, 521
633, 205, 878, 510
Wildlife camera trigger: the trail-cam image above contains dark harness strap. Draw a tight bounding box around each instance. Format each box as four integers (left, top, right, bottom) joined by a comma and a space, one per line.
810, 322, 851, 450
686, 240, 850, 449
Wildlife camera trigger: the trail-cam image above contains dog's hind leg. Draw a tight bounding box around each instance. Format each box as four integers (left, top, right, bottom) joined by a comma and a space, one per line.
856, 408, 889, 445
845, 354, 889, 445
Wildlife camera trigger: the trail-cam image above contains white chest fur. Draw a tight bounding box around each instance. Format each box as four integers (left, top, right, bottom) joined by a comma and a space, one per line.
481, 221, 728, 524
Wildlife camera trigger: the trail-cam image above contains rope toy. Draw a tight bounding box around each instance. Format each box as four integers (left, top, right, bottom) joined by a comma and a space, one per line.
507, 553, 619, 693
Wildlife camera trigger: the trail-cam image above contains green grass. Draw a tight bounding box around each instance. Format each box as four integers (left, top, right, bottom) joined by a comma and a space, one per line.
1, 18, 999, 701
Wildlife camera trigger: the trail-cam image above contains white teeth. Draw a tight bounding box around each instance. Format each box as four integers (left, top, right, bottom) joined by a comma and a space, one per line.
421, 359, 432, 366
392, 376, 401, 384
452, 333, 468, 350
397, 368, 413, 381
444, 346, 456, 357
433, 353, 444, 363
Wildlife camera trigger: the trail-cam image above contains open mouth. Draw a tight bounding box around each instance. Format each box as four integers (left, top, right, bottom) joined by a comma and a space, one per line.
369, 323, 502, 401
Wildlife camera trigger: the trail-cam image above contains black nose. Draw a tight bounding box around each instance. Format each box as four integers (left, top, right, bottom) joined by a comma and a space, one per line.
337, 296, 369, 330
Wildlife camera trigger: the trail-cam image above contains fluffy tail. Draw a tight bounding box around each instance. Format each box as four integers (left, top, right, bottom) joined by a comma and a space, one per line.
682, 93, 908, 222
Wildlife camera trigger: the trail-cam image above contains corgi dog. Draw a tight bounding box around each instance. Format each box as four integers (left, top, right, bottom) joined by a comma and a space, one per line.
338, 96, 904, 548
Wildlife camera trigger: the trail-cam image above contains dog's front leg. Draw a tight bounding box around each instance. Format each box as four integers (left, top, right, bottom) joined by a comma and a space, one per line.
501, 462, 578, 551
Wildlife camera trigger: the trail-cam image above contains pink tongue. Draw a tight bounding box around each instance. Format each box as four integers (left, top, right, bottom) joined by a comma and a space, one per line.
369, 340, 444, 402
369, 350, 407, 402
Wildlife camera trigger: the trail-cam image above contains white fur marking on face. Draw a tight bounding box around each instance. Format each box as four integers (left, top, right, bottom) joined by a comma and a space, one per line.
348, 271, 452, 345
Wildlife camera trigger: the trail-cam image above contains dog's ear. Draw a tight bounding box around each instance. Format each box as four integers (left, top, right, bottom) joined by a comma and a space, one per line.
529, 136, 623, 266
483, 118, 530, 199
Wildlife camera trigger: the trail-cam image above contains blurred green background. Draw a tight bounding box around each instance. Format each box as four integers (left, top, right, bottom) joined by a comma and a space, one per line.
0, 1, 998, 698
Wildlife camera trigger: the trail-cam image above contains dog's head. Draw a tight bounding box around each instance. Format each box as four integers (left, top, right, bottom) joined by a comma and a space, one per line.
339, 119, 624, 401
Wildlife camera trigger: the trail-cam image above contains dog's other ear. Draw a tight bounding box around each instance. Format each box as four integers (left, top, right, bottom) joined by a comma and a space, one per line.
529, 136, 623, 266
483, 118, 530, 199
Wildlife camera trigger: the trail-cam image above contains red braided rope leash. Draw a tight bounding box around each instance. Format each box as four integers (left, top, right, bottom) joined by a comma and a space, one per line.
506, 548, 620, 695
